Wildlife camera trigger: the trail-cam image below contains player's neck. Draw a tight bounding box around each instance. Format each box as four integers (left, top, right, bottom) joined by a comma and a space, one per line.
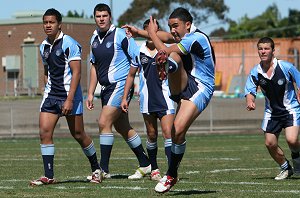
146, 42, 157, 56
47, 30, 61, 44
261, 60, 274, 76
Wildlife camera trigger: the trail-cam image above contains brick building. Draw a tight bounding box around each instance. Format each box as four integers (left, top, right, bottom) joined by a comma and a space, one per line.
0, 11, 96, 96
1, 12, 300, 96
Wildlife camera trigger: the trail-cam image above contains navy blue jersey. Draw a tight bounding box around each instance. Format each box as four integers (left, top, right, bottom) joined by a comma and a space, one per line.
131, 42, 174, 114
245, 58, 300, 118
90, 25, 139, 86
40, 32, 82, 100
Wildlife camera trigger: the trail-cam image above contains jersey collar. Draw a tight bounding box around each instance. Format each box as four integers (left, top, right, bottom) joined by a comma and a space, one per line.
257, 57, 278, 79
42, 31, 64, 46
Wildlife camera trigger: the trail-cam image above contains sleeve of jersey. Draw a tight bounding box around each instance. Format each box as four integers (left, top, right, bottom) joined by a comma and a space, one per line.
89, 35, 97, 64
288, 63, 300, 88
127, 37, 140, 59
244, 68, 259, 97
62, 36, 82, 62
177, 34, 195, 55
131, 53, 140, 68
39, 44, 48, 66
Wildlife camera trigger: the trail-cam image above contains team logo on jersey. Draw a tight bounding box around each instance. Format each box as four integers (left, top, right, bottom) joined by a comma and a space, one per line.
106, 42, 113, 48
92, 42, 98, 48
55, 49, 63, 56
141, 57, 149, 64
278, 79, 285, 85
259, 79, 267, 86
43, 52, 49, 59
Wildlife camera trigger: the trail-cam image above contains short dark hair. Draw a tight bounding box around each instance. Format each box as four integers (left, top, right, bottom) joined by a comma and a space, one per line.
257, 37, 275, 50
43, 8, 62, 23
94, 3, 111, 17
143, 19, 160, 30
169, 7, 193, 23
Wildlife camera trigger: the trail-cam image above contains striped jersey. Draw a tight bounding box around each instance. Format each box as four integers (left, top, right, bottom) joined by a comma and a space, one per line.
245, 58, 300, 118
177, 27, 215, 96
131, 42, 174, 113
90, 24, 139, 86
40, 31, 82, 100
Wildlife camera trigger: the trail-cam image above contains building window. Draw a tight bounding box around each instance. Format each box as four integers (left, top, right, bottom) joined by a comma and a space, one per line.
7, 71, 19, 79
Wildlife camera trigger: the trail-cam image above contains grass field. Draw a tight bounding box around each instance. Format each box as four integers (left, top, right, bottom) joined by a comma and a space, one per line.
1, 133, 300, 198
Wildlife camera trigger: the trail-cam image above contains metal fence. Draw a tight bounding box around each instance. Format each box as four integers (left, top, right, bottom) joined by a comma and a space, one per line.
0, 97, 265, 138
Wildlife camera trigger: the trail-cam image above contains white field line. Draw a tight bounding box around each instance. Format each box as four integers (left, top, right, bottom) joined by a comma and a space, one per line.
102, 186, 148, 190
209, 167, 274, 173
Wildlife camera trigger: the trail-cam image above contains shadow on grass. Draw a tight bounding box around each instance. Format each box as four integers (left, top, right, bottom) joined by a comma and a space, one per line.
55, 174, 129, 184
56, 179, 90, 184
110, 174, 129, 179
171, 189, 217, 196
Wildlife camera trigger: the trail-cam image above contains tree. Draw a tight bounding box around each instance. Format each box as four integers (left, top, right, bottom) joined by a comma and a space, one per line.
221, 4, 300, 39
66, 10, 86, 18
224, 4, 281, 39
117, 0, 229, 30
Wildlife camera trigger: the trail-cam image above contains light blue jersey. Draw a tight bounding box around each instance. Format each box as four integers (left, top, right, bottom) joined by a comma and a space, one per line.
131, 42, 175, 114
174, 25, 215, 112
245, 58, 300, 120
40, 31, 82, 101
177, 28, 215, 96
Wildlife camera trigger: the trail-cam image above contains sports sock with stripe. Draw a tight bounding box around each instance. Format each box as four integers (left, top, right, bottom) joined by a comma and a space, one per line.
100, 134, 114, 173
41, 144, 55, 179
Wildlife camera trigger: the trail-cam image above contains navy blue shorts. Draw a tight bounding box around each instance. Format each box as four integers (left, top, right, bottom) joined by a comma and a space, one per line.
144, 109, 175, 120
40, 98, 83, 116
262, 114, 295, 134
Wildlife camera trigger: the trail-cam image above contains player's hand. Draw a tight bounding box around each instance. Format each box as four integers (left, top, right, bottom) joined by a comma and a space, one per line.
62, 99, 73, 115
86, 95, 94, 110
121, 98, 128, 113
121, 24, 139, 38
147, 16, 158, 35
246, 94, 256, 111
246, 102, 256, 111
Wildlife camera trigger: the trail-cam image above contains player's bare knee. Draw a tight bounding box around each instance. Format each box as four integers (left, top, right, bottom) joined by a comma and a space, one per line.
265, 141, 277, 150
286, 139, 299, 148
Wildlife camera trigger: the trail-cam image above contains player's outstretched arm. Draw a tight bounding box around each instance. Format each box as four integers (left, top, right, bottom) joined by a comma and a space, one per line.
122, 23, 174, 44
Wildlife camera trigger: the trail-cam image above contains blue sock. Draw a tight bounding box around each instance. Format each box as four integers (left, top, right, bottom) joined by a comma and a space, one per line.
41, 144, 55, 179
164, 138, 172, 166
82, 141, 100, 172
167, 141, 186, 178
126, 133, 150, 167
146, 141, 158, 170
100, 134, 114, 173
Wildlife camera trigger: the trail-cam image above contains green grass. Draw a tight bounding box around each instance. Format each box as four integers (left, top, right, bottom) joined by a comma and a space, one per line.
1, 133, 300, 197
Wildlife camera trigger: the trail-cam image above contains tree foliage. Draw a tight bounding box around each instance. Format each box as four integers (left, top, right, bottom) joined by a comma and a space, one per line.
117, 0, 229, 30
65, 10, 85, 18
211, 4, 300, 39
